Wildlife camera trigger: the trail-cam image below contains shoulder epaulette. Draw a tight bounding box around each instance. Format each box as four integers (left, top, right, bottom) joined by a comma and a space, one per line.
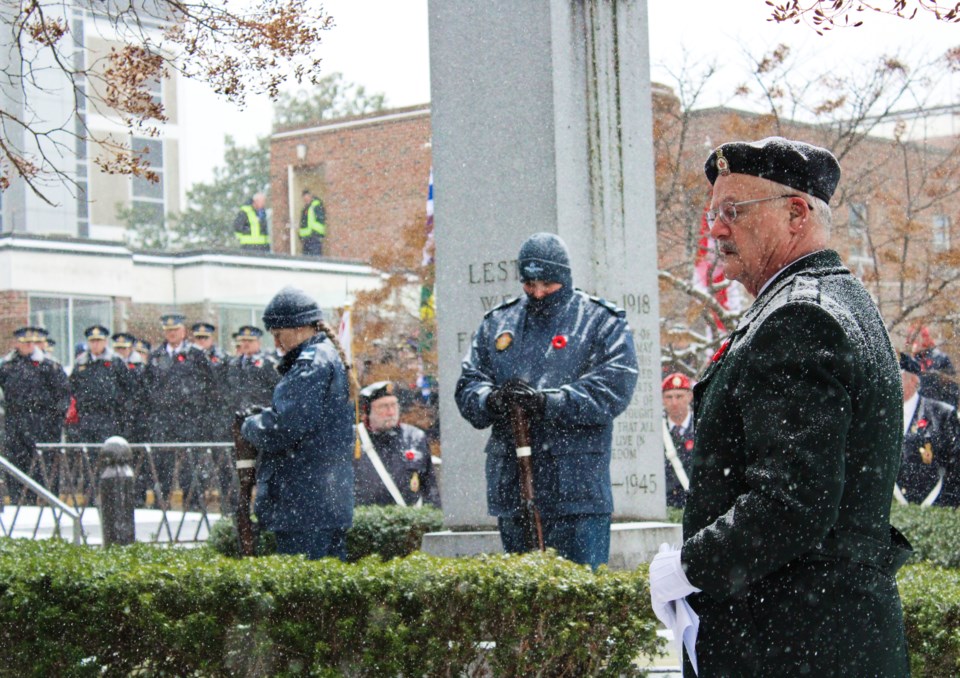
483, 296, 521, 318
789, 276, 821, 304
297, 345, 318, 362
587, 294, 627, 318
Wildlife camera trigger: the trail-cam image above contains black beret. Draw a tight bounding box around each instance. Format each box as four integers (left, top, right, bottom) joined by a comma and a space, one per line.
900, 352, 922, 376
359, 381, 396, 413
704, 137, 841, 204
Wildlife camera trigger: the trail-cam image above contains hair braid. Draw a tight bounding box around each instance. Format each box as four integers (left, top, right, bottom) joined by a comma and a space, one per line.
316, 320, 359, 400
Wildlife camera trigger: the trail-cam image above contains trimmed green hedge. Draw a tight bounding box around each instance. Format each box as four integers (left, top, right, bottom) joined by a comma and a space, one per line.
890, 503, 960, 569
0, 540, 662, 677
899, 563, 960, 677
207, 505, 444, 562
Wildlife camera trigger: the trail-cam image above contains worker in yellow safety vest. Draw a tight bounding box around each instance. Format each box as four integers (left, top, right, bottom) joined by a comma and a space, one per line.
299, 189, 327, 256
234, 193, 270, 252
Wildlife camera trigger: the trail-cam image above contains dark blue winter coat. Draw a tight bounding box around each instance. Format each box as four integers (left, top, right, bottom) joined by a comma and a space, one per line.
456, 287, 638, 518
241, 333, 354, 532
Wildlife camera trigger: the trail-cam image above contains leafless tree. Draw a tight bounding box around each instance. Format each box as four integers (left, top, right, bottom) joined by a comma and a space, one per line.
1, 0, 332, 203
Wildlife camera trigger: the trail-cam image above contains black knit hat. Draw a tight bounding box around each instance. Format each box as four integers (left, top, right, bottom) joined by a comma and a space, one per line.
262, 286, 323, 330
704, 137, 841, 204
517, 233, 572, 287
900, 352, 922, 377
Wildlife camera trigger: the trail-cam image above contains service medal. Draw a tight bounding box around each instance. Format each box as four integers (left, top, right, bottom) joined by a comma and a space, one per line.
495, 332, 513, 351
921, 442, 934, 465
410, 472, 420, 493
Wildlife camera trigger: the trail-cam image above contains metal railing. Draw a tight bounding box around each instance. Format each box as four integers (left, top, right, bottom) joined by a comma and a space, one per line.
0, 442, 240, 546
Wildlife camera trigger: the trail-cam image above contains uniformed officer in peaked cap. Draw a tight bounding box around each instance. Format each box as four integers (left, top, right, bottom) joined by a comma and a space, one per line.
191, 321, 230, 441
355, 380, 440, 508
456, 233, 638, 569
649, 137, 911, 677
143, 313, 215, 501
0, 326, 70, 486
133, 338, 151, 362
111, 332, 147, 442
226, 325, 279, 414
69, 325, 135, 444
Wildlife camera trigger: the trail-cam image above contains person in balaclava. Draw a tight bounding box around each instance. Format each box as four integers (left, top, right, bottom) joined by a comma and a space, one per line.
239, 286, 355, 560
455, 232, 638, 569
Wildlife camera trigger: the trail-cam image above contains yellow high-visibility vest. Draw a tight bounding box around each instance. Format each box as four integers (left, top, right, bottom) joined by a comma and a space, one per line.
236, 205, 269, 246
299, 199, 326, 238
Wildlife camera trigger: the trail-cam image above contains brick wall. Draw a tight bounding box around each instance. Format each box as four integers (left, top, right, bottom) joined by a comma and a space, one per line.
0, 291, 29, 354
270, 106, 432, 261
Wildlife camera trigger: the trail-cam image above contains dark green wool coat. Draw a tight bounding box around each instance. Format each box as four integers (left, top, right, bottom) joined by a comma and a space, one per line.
681, 250, 912, 677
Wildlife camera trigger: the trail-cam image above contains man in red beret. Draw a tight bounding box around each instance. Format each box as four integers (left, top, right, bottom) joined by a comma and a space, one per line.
661, 372, 694, 509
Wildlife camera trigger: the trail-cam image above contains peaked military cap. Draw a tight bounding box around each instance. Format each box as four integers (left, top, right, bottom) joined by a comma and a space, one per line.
704, 136, 841, 204
111, 332, 135, 348
359, 381, 396, 413
84, 325, 110, 340
236, 325, 263, 339
191, 322, 216, 337
46, 337, 56, 347
160, 313, 186, 329
14, 326, 47, 342
899, 352, 922, 377
662, 372, 692, 392
133, 338, 152, 353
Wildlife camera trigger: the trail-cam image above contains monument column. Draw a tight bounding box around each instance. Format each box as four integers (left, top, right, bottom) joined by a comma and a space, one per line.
429, 0, 665, 528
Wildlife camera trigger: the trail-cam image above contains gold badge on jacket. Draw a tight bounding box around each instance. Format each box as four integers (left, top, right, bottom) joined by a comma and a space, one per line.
495, 332, 513, 352
410, 471, 420, 493
920, 442, 934, 465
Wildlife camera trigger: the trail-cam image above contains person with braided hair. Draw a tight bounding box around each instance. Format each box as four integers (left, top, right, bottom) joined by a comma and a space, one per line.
239, 286, 355, 559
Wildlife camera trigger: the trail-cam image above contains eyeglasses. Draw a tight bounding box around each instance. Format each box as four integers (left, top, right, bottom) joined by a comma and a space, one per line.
705, 194, 811, 228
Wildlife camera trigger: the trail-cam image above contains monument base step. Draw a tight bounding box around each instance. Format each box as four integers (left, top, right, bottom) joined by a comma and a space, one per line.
420, 521, 682, 570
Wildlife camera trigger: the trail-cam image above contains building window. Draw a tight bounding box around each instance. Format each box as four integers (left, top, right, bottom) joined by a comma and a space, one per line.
848, 202, 869, 260
131, 136, 165, 229
933, 214, 951, 251
29, 295, 113, 367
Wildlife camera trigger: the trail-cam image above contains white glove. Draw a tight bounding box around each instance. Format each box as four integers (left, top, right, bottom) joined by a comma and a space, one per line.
649, 543, 700, 608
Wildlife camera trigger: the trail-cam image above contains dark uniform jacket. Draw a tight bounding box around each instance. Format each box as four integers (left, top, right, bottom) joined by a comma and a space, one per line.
664, 413, 694, 509
120, 351, 148, 442
144, 342, 215, 443
241, 333, 354, 532
355, 422, 440, 508
681, 250, 911, 677
916, 346, 960, 408
201, 345, 231, 441
456, 287, 638, 518
69, 349, 135, 443
226, 351, 280, 414
898, 394, 960, 506
0, 350, 70, 470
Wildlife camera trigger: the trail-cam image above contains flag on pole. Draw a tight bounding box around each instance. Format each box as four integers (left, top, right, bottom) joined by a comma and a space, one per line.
417, 169, 436, 398
693, 208, 741, 330
337, 306, 353, 367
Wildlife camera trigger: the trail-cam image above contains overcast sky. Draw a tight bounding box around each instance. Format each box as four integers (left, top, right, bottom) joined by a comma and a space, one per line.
178, 1, 960, 192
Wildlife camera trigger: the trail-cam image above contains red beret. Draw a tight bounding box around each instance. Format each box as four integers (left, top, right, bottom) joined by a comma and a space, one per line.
662, 372, 692, 392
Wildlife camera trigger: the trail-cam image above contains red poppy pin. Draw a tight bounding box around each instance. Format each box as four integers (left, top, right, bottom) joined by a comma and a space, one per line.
404, 449, 416, 461
711, 340, 730, 363
917, 419, 928, 429
127, 364, 136, 370
551, 335, 568, 350
177, 354, 185, 363
31, 361, 39, 367
684, 440, 694, 451
255, 360, 262, 367
104, 361, 112, 367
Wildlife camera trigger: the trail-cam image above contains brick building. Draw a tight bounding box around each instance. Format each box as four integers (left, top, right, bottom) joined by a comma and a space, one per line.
272, 95, 960, 364
269, 105, 433, 258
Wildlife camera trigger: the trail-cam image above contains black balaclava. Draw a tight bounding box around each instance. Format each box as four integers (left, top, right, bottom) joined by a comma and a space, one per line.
517, 233, 574, 315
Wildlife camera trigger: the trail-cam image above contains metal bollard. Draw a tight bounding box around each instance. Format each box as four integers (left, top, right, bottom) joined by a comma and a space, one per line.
99, 436, 136, 546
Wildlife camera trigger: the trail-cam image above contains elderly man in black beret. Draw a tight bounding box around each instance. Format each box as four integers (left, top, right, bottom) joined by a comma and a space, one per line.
649, 137, 912, 676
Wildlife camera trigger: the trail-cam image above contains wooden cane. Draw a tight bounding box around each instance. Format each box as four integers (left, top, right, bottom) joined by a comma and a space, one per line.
232, 412, 258, 557
510, 402, 545, 552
